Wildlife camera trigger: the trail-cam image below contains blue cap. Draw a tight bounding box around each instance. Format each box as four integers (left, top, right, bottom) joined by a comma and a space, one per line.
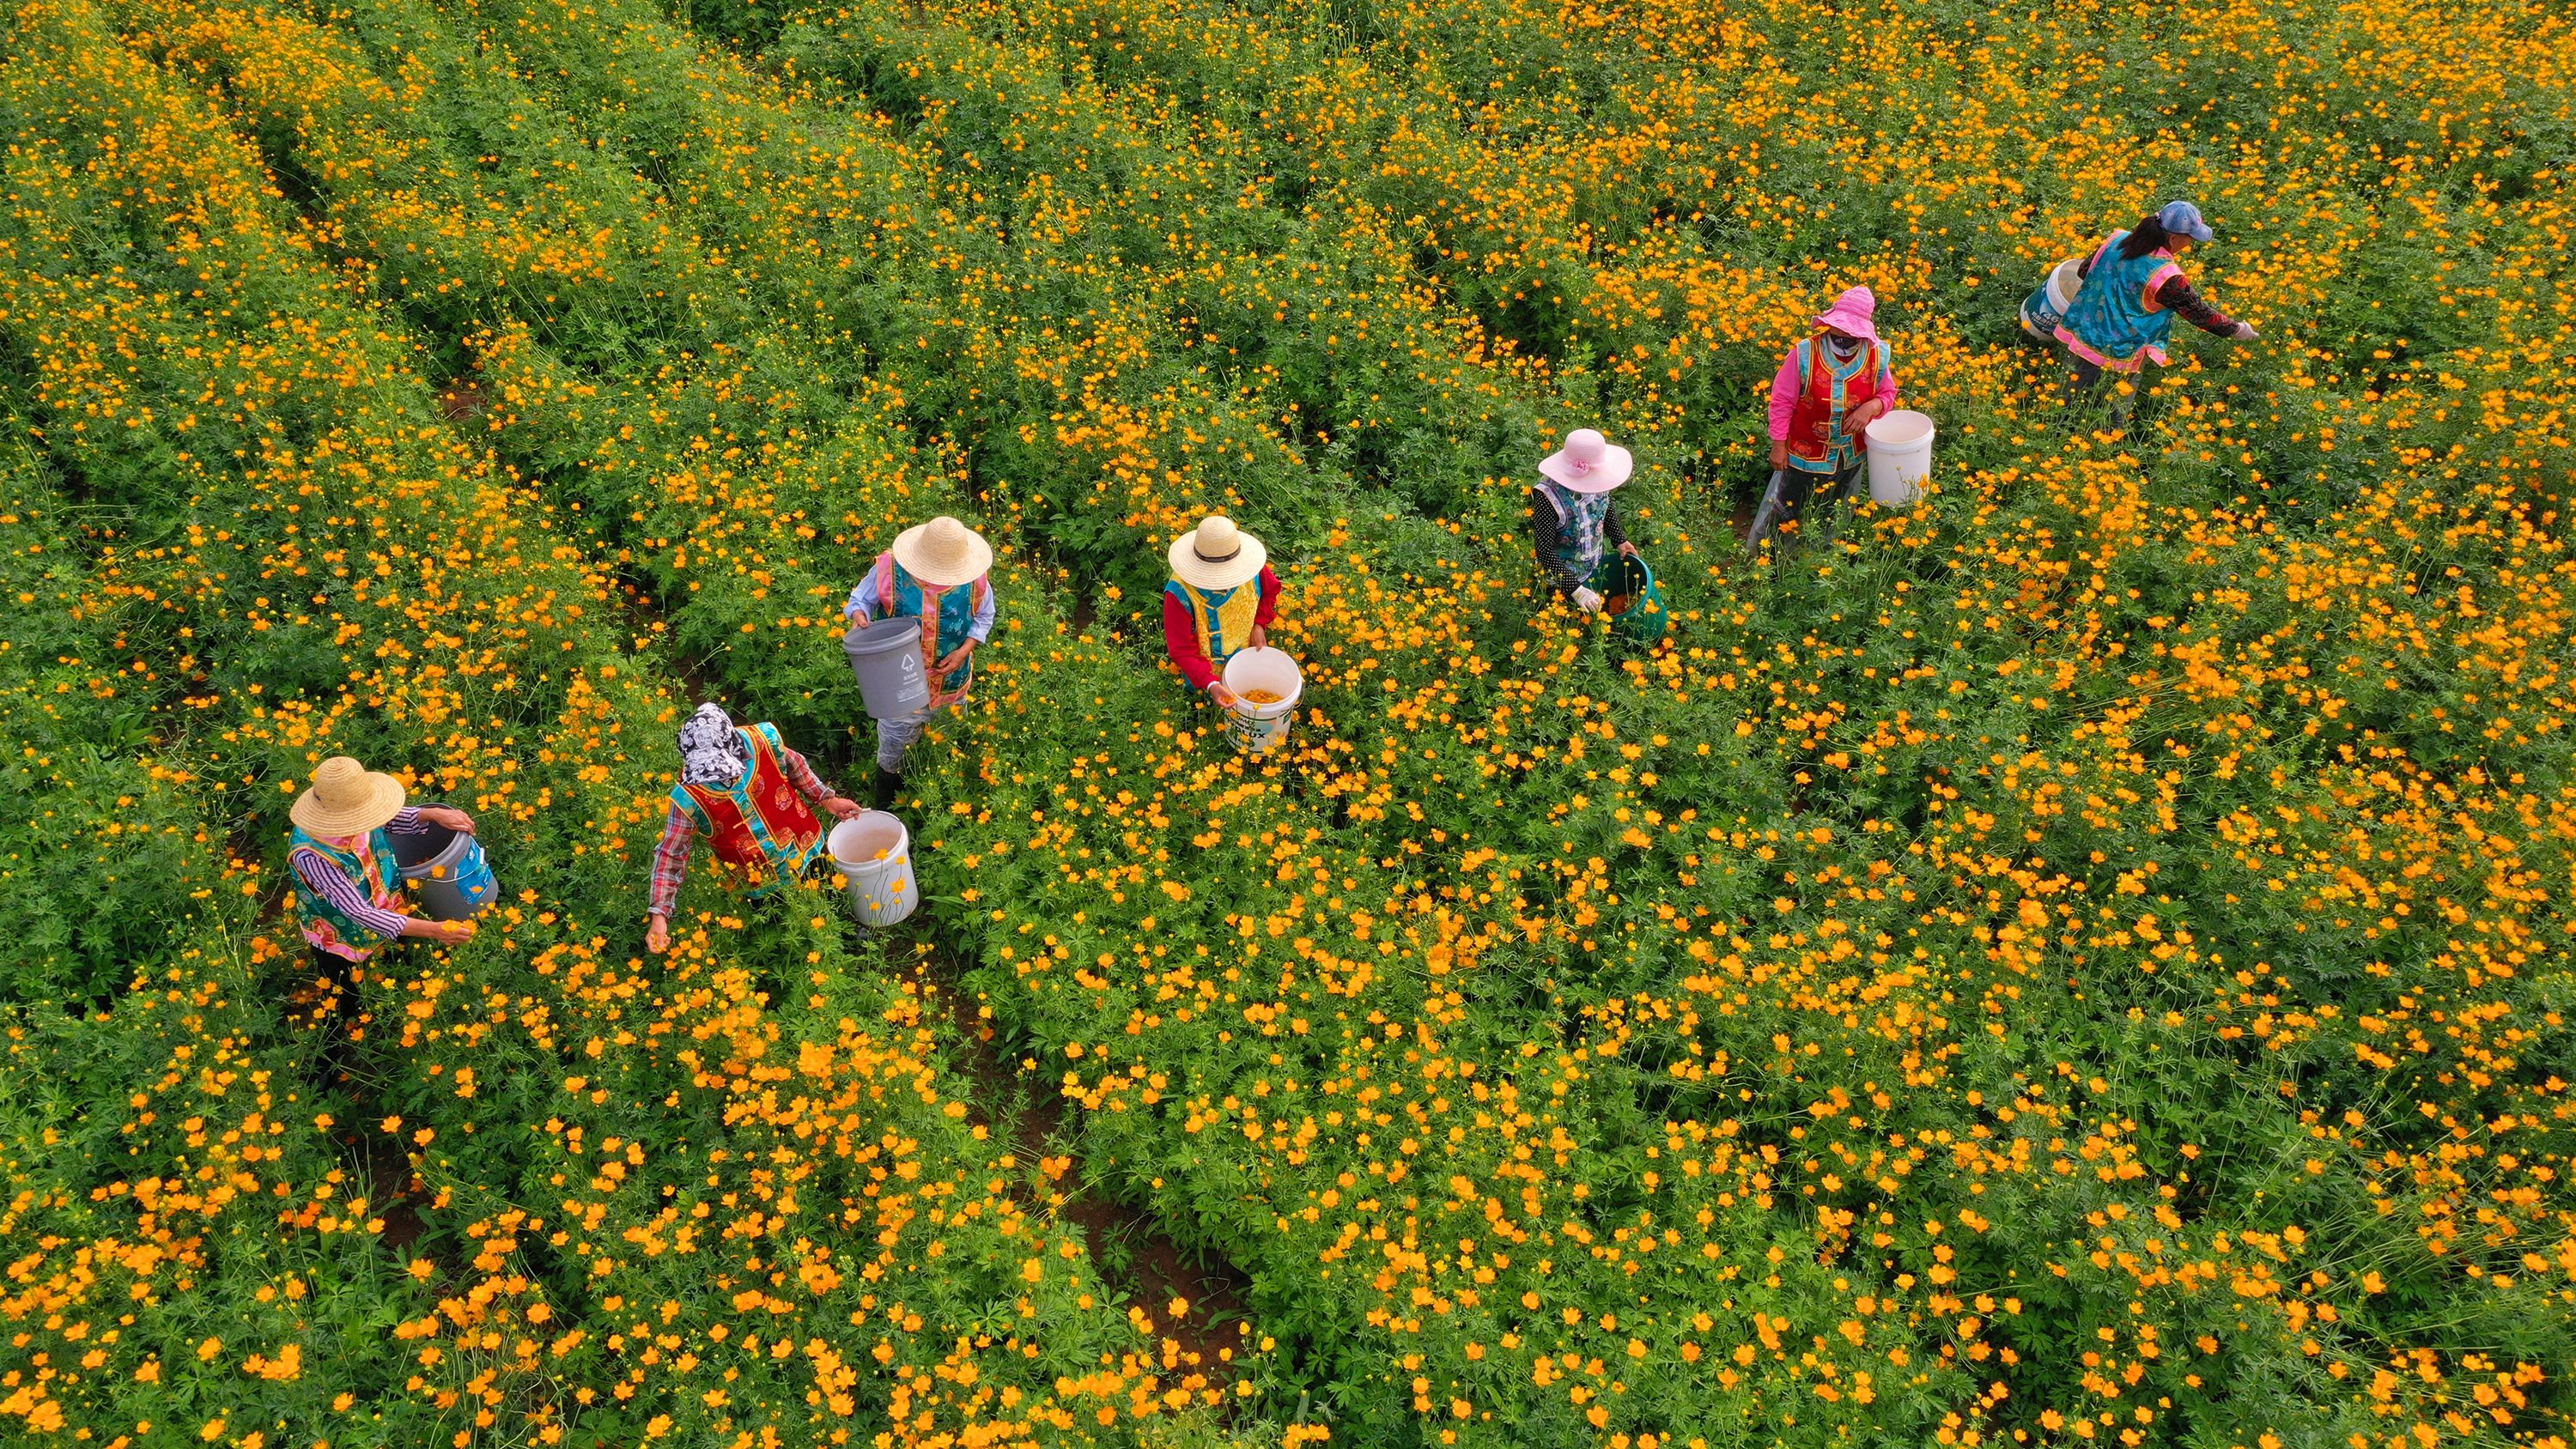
2158, 200, 2214, 243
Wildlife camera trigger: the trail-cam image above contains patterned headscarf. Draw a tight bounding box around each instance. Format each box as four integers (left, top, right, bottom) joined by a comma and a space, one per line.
677, 702, 750, 789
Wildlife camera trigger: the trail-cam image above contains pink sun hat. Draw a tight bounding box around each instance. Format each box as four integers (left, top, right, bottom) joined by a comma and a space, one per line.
1812, 285, 1880, 343
1537, 427, 1632, 494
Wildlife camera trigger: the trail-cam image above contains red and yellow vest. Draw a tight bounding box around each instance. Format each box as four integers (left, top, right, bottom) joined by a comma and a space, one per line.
1786, 336, 1883, 473
1165, 576, 1261, 671
670, 724, 823, 892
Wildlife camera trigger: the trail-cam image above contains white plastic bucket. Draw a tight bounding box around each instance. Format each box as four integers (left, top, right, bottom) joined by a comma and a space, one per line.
2018, 254, 2084, 339
827, 812, 917, 927
1220, 647, 1303, 756
1864, 409, 1935, 507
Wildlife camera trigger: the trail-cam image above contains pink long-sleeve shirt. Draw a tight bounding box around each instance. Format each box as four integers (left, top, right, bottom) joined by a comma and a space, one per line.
1767, 338, 1899, 443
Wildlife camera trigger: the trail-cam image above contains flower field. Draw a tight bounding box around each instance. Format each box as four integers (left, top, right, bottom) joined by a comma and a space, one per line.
2, 0, 2573, 1441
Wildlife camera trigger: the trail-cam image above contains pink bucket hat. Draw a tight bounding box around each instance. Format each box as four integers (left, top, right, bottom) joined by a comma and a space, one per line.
1537, 427, 1632, 494
1813, 286, 1880, 343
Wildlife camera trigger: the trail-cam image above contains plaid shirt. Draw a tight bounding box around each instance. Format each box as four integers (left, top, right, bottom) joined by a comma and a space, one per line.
647, 745, 836, 917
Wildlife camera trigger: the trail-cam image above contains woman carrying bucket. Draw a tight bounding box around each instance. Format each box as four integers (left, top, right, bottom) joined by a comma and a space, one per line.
646, 703, 862, 954
1749, 287, 1898, 550
288, 755, 479, 1028
841, 515, 996, 810
1163, 514, 1281, 709
1534, 428, 1666, 642
2056, 201, 2257, 427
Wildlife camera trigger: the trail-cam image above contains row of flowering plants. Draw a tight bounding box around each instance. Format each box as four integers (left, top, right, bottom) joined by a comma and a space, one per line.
343, 0, 2576, 1442
0, 3, 1255, 1445
3, 0, 2573, 1442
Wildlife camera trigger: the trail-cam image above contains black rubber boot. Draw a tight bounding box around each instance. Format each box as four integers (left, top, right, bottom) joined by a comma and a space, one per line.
872, 767, 902, 811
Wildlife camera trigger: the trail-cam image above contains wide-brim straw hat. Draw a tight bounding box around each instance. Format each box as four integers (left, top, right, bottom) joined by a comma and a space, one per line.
290, 755, 407, 837
1537, 427, 1632, 494
1168, 515, 1267, 591
891, 515, 993, 587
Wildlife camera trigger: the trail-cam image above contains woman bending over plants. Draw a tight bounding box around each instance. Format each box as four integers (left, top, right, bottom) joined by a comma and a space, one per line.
645, 703, 860, 954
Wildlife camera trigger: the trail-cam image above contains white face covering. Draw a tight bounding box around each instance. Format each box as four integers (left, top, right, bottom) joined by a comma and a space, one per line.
677, 703, 750, 789
1825, 333, 1862, 361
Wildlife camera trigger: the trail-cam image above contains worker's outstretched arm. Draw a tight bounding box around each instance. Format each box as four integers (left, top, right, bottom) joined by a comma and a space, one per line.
646, 806, 696, 927
1765, 349, 1801, 469
2156, 275, 2246, 338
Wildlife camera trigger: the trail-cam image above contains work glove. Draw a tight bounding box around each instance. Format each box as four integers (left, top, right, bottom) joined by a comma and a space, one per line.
2232, 321, 2260, 342
1571, 586, 1604, 613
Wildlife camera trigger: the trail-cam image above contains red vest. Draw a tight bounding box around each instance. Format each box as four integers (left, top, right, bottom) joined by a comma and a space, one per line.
1787, 336, 1881, 469
674, 725, 823, 888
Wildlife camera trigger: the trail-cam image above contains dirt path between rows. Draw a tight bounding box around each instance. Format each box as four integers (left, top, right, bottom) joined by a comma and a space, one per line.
442, 374, 1260, 1390
902, 949, 1253, 1378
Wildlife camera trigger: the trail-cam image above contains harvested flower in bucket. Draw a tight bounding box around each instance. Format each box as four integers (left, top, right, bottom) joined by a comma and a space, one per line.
1242, 689, 1284, 704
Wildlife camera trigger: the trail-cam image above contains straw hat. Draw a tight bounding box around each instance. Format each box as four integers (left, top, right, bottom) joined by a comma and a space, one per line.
890, 515, 993, 587
290, 755, 407, 837
1168, 515, 1267, 591
1537, 428, 1632, 494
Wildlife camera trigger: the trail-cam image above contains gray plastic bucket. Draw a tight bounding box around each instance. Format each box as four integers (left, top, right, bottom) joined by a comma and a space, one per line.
389, 826, 499, 921
842, 615, 931, 720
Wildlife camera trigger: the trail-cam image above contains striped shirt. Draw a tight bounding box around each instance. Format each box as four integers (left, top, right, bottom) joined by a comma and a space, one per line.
647, 744, 837, 918
292, 806, 440, 958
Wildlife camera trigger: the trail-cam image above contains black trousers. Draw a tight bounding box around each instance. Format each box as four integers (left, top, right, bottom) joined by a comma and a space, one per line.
308, 946, 357, 1012
301, 945, 376, 1082
2063, 356, 2139, 427
1747, 458, 1862, 549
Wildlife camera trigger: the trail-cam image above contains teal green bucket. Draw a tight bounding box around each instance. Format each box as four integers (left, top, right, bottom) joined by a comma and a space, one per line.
1597, 555, 1668, 645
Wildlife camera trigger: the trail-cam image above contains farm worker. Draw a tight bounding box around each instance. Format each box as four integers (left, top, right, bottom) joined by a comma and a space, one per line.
2057, 201, 2257, 424
841, 515, 996, 809
289, 755, 478, 1019
1163, 514, 1281, 708
646, 703, 860, 954
1531, 427, 1640, 613
1749, 286, 1897, 549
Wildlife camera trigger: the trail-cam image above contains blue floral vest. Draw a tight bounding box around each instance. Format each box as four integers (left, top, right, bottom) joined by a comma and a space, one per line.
2057, 232, 2185, 370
